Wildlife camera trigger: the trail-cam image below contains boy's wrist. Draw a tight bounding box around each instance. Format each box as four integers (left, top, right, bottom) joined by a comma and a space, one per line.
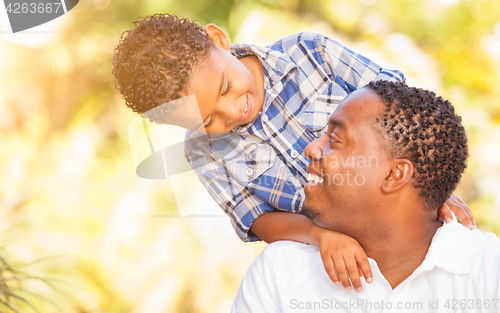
310, 223, 327, 245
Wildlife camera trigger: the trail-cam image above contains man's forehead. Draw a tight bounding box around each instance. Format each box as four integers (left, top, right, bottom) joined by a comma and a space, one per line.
330, 89, 383, 124
328, 117, 347, 131
327, 88, 385, 136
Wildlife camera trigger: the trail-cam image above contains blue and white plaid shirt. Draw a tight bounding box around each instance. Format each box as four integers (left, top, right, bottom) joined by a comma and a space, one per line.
185, 32, 404, 242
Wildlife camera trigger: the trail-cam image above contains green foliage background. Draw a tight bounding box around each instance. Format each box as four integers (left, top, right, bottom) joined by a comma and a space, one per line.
0, 0, 499, 311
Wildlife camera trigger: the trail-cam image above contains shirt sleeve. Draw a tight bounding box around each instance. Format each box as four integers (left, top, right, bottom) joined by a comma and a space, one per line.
319, 34, 405, 92
185, 134, 281, 243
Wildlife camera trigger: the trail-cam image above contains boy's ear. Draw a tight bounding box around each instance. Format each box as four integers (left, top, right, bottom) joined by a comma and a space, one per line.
381, 159, 414, 194
204, 24, 231, 51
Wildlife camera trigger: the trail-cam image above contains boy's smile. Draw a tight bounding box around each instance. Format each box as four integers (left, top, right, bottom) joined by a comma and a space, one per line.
174, 24, 265, 134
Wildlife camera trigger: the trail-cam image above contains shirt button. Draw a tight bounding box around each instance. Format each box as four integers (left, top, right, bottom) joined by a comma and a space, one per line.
326, 106, 334, 113
261, 115, 269, 123
246, 168, 254, 176
291, 150, 299, 158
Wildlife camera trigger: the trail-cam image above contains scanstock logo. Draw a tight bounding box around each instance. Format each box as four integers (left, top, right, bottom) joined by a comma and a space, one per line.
4, 0, 79, 33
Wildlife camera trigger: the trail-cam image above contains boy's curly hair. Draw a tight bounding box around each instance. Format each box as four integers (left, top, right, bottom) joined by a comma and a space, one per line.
112, 14, 213, 123
367, 80, 469, 211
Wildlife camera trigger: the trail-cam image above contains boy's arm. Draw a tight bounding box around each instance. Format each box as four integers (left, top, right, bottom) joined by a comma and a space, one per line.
250, 211, 320, 244
250, 211, 373, 292
185, 134, 372, 290
319, 34, 405, 92
184, 133, 278, 242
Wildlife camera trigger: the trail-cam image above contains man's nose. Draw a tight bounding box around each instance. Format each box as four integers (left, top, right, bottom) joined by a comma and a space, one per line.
304, 139, 323, 161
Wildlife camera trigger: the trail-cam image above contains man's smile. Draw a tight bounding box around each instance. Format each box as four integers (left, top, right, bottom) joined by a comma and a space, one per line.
305, 167, 324, 190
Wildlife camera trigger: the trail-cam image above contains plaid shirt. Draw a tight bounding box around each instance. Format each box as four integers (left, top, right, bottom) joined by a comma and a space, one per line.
185, 32, 404, 242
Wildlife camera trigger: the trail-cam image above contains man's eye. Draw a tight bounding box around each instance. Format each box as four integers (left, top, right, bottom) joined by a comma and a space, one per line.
328, 133, 338, 143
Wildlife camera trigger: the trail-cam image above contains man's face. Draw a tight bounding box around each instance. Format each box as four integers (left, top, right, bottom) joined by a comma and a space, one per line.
302, 88, 391, 235
171, 46, 264, 133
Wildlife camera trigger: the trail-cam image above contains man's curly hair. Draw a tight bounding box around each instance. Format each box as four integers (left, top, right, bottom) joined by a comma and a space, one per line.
112, 14, 213, 123
367, 80, 468, 211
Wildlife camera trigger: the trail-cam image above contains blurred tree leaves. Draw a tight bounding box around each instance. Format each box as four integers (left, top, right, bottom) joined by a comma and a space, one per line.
1, 0, 500, 312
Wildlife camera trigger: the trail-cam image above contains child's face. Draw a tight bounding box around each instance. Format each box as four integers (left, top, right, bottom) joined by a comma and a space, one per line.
172, 24, 265, 134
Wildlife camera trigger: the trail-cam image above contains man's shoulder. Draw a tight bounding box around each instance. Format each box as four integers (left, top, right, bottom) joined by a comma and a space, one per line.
430, 222, 500, 276
256, 241, 320, 268
464, 226, 500, 269
243, 241, 326, 292
232, 241, 324, 312
265, 240, 318, 253
442, 222, 500, 252
468, 226, 500, 265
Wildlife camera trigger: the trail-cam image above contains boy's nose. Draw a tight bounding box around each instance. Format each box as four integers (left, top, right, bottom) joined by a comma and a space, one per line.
304, 139, 323, 161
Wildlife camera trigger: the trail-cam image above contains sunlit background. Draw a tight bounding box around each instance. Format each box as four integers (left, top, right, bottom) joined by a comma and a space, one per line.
0, 0, 499, 311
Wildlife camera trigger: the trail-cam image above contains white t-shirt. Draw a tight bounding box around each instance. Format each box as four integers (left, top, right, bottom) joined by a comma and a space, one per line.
232, 219, 500, 313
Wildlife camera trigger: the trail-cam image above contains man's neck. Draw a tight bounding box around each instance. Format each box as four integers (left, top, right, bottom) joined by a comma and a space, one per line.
362, 219, 442, 289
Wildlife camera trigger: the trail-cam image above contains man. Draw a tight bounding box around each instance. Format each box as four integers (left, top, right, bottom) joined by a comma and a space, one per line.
231, 80, 500, 312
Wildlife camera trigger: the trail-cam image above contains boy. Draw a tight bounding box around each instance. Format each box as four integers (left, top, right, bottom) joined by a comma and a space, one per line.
112, 14, 474, 292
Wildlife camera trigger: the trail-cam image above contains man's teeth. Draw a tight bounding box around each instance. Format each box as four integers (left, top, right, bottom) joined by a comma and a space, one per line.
243, 101, 248, 114
306, 173, 324, 184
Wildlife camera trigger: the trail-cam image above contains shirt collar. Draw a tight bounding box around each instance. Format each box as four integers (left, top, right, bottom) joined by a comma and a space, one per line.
230, 42, 297, 84
417, 213, 478, 275
184, 128, 234, 146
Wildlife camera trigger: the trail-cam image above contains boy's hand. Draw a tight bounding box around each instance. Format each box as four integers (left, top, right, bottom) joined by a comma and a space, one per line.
438, 193, 475, 230
317, 229, 372, 292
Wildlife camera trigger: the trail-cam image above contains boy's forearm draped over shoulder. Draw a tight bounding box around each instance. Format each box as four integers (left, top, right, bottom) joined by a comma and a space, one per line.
249, 211, 322, 244
249, 210, 373, 291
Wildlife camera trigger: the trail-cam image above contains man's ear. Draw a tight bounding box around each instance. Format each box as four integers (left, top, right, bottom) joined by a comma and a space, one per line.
204, 24, 231, 51
381, 159, 414, 194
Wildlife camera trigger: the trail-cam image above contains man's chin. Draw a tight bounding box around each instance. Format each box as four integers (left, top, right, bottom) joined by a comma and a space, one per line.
301, 204, 319, 221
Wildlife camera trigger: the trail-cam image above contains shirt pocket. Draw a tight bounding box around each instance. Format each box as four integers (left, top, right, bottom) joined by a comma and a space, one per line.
298, 94, 339, 136
224, 138, 276, 186
188, 134, 276, 187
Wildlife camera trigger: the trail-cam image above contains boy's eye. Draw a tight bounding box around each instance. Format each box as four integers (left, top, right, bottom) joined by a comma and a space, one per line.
222, 79, 232, 96
204, 115, 214, 128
